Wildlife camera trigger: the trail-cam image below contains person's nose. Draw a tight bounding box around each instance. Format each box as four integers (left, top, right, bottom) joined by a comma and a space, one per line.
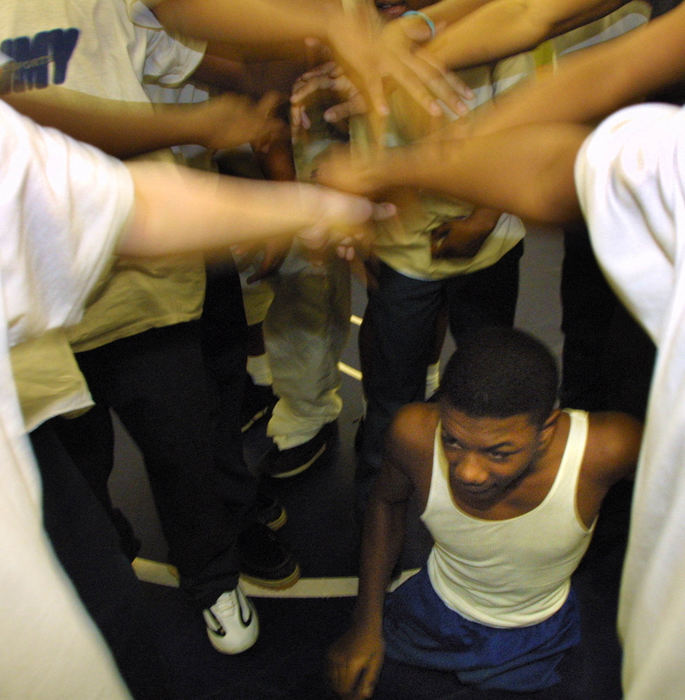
453, 452, 489, 486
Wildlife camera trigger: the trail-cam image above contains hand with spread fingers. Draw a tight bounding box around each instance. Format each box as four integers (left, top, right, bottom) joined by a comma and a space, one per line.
320, 1, 472, 141
290, 62, 363, 131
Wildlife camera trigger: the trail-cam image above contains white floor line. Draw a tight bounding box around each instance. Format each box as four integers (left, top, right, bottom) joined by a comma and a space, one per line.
338, 361, 362, 381
132, 557, 418, 598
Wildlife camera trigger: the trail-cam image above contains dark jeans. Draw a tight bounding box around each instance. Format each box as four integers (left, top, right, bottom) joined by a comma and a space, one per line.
359, 242, 523, 472
32, 421, 176, 699
54, 263, 255, 608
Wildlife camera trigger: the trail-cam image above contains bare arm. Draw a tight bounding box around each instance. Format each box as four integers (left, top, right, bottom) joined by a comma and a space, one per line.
151, 0, 327, 50
328, 405, 431, 700
3, 88, 282, 159
422, 0, 627, 70
118, 161, 389, 258
577, 411, 643, 527
3, 89, 192, 158
470, 2, 685, 135
320, 3, 685, 226
318, 121, 590, 225
149, 0, 468, 129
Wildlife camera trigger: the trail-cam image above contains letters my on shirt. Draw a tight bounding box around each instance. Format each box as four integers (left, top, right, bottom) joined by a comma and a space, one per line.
1, 29, 79, 91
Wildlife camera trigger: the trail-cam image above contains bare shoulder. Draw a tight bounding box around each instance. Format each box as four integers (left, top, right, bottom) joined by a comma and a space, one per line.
583, 411, 644, 488
383, 403, 439, 488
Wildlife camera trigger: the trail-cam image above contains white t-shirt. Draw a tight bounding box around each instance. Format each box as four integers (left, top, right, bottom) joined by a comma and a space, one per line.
0, 100, 134, 697
1, 0, 204, 100
2, 0, 207, 427
575, 103, 685, 699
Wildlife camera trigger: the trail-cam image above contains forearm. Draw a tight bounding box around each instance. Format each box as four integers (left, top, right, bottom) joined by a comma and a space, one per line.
346, 124, 588, 224
3, 89, 209, 158
473, 3, 685, 135
424, 0, 625, 70
353, 494, 408, 631
119, 162, 373, 257
423, 0, 495, 27
152, 0, 330, 51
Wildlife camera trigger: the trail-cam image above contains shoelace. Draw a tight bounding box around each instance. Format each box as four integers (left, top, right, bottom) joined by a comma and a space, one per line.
212, 592, 237, 617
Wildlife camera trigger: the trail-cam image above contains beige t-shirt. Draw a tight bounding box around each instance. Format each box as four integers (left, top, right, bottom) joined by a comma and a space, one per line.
7, 0, 206, 426
351, 58, 532, 281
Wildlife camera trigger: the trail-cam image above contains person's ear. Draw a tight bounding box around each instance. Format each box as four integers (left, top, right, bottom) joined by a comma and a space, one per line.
538, 409, 561, 449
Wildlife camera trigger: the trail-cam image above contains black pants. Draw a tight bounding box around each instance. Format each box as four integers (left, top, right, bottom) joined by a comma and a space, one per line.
33, 421, 176, 699
54, 263, 255, 607
560, 220, 655, 418
360, 243, 523, 471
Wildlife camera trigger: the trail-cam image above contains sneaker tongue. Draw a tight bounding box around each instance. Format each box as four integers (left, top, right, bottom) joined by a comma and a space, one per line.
214, 592, 237, 614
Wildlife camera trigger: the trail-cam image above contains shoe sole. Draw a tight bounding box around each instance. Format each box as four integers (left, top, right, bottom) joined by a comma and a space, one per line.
240, 564, 301, 590
268, 442, 328, 479
264, 508, 287, 531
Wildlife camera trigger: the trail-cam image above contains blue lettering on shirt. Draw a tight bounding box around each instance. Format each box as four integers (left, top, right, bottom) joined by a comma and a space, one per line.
1, 29, 79, 91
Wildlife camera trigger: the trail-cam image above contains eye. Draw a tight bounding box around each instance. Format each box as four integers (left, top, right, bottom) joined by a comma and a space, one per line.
441, 432, 462, 450
488, 450, 512, 462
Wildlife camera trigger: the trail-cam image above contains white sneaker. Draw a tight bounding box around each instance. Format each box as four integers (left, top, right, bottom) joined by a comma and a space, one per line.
203, 586, 259, 654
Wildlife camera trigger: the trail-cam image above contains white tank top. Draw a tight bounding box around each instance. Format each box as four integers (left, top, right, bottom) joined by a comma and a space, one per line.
422, 409, 594, 628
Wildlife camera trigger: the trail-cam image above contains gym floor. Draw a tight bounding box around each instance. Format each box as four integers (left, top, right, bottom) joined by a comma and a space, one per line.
109, 226, 629, 699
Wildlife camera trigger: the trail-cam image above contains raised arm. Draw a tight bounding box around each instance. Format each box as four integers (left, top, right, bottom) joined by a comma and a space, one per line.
3, 87, 283, 159
576, 411, 643, 528
148, 0, 468, 128
317, 120, 590, 225
119, 161, 392, 257
420, 0, 627, 70
319, 2, 685, 225
470, 1, 685, 135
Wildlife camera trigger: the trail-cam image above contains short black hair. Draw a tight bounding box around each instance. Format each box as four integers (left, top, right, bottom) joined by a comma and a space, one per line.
438, 327, 558, 427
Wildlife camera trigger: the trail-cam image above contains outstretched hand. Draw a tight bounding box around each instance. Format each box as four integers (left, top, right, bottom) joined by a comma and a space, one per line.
290, 62, 363, 131
315, 144, 387, 198
319, 2, 472, 142
296, 195, 395, 262
194, 91, 287, 152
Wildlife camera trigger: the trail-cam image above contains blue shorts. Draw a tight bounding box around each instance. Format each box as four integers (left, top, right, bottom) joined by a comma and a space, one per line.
383, 569, 580, 692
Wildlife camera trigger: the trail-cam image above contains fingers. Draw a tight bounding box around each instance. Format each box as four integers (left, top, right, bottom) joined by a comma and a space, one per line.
256, 91, 283, 119
371, 202, 396, 221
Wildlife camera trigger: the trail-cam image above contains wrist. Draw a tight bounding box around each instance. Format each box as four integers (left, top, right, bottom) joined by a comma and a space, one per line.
401, 11, 436, 41
351, 605, 384, 633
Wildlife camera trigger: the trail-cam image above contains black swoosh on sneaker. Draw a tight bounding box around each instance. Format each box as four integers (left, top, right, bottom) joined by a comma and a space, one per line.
205, 610, 226, 637
237, 590, 253, 627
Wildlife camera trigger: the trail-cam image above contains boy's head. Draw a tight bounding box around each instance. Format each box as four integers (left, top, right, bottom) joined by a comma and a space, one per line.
438, 327, 559, 429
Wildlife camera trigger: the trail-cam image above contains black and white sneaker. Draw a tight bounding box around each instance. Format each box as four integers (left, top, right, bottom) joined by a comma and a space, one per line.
203, 585, 259, 654
259, 421, 338, 479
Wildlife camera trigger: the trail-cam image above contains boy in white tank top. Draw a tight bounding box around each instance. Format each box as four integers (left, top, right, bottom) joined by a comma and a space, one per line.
328, 327, 642, 697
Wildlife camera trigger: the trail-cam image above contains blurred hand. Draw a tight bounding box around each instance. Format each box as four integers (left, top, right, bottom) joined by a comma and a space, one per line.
319, 3, 474, 141
196, 91, 286, 151
315, 144, 388, 198
290, 62, 363, 131
430, 207, 501, 259
242, 237, 291, 283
